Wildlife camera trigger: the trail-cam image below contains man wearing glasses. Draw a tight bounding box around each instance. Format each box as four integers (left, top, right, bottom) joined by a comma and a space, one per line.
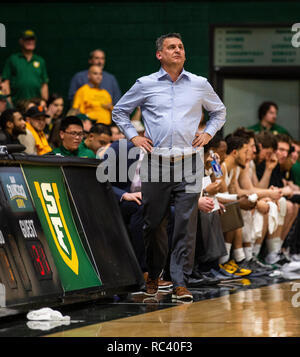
51, 116, 95, 158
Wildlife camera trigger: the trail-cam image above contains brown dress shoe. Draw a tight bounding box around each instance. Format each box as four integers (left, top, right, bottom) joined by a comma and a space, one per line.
158, 277, 173, 289
144, 272, 173, 290
145, 277, 159, 296
172, 286, 193, 300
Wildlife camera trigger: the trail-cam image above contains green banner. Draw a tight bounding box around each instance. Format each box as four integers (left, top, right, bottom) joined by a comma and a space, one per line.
22, 165, 101, 292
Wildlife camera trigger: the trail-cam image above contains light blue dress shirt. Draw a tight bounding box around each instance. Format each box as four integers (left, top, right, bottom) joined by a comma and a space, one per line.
112, 67, 226, 155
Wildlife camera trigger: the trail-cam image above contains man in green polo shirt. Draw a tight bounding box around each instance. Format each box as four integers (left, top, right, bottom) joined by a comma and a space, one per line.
51, 116, 96, 158
1, 30, 49, 106
248, 101, 291, 136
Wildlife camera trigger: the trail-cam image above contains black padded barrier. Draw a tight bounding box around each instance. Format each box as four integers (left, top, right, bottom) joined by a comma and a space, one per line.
0, 153, 143, 311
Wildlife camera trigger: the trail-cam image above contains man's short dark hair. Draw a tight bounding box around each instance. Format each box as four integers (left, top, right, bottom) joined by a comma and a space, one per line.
225, 135, 248, 154
232, 127, 255, 142
258, 101, 278, 121
60, 116, 83, 132
276, 133, 291, 147
255, 131, 277, 150
90, 123, 112, 136
204, 135, 224, 153
0, 108, 20, 130
156, 33, 182, 51
89, 48, 105, 60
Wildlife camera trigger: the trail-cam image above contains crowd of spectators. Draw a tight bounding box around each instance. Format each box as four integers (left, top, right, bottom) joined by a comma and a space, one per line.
1, 30, 300, 291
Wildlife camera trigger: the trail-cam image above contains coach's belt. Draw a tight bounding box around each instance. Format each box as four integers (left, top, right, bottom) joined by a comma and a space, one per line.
148, 153, 196, 163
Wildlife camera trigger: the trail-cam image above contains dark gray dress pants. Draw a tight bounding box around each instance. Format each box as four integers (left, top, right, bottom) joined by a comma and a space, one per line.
141, 153, 202, 288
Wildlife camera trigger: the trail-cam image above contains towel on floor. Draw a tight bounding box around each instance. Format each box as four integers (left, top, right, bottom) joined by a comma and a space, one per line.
27, 307, 70, 321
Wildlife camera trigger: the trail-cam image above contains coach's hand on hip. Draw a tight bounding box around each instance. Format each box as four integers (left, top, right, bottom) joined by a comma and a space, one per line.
192, 132, 212, 148
131, 136, 153, 153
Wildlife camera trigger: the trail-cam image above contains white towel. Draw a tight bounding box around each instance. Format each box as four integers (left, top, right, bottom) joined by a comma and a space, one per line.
252, 209, 264, 241
215, 192, 238, 201
241, 210, 254, 243
248, 193, 258, 203
27, 307, 70, 322
278, 197, 287, 226
267, 201, 279, 234
26, 320, 71, 331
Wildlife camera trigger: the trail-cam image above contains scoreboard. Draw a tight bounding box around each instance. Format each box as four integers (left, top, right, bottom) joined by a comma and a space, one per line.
0, 167, 63, 306
0, 155, 143, 310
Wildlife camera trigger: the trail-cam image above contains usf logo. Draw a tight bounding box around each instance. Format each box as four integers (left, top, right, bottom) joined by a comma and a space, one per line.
34, 182, 79, 275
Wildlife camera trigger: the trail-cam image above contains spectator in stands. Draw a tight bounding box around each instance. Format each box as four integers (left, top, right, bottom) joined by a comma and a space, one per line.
15, 99, 34, 116
68, 49, 121, 105
72, 65, 113, 125
51, 116, 95, 158
16, 97, 47, 120
45, 93, 64, 140
1, 30, 49, 106
28, 97, 47, 110
80, 123, 112, 158
0, 108, 26, 145
0, 92, 8, 115
18, 105, 52, 155
110, 123, 125, 141
248, 101, 291, 136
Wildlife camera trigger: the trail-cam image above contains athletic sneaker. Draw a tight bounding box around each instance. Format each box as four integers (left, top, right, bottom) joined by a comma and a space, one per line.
272, 253, 291, 268
291, 254, 300, 262
265, 252, 291, 269
219, 262, 237, 276
241, 259, 272, 277
172, 286, 193, 301
254, 257, 275, 270
200, 271, 223, 284
188, 270, 220, 285
222, 260, 252, 276
210, 268, 240, 280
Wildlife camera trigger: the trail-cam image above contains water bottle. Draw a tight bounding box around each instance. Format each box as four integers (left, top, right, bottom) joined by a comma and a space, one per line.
209, 150, 223, 178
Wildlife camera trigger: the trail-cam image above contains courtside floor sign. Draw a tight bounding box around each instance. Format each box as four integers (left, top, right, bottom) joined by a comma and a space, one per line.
22, 165, 102, 293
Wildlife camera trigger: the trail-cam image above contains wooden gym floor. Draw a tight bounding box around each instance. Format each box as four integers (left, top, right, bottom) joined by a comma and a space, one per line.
1, 276, 300, 338
46, 280, 300, 338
